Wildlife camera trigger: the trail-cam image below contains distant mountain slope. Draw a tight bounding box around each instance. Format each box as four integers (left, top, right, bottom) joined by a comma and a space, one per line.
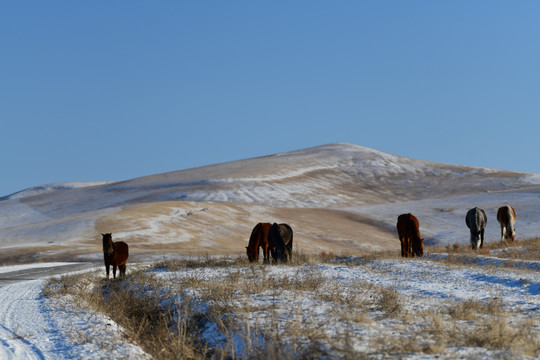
1, 143, 539, 259
0, 182, 114, 201
95, 143, 538, 207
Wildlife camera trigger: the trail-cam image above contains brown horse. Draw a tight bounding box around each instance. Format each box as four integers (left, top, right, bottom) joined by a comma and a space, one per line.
396, 213, 424, 258
102, 233, 129, 279
497, 205, 516, 242
246, 223, 272, 263
268, 223, 293, 263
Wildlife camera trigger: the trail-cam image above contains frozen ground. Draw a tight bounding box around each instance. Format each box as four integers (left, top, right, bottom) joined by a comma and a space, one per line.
1, 250, 537, 359
151, 254, 540, 359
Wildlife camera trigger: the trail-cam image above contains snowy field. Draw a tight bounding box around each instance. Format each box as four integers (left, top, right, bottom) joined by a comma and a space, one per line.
1, 250, 538, 359
1, 144, 540, 358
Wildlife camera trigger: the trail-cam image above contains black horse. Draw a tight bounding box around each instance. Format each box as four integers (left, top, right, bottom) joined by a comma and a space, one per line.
268, 223, 293, 263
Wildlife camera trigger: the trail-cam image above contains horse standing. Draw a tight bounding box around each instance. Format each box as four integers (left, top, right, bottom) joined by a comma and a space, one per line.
497, 206, 516, 242
246, 223, 272, 263
465, 207, 487, 250
102, 233, 129, 279
396, 213, 424, 257
268, 223, 293, 263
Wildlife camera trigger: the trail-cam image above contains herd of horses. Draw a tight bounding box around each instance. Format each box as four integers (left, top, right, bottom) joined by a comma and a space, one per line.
246, 222, 294, 263
100, 221, 294, 278
101, 205, 517, 278
398, 205, 517, 258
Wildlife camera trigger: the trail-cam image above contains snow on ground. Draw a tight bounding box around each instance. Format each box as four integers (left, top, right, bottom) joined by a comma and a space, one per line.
1, 250, 539, 359
0, 264, 149, 360
150, 254, 540, 359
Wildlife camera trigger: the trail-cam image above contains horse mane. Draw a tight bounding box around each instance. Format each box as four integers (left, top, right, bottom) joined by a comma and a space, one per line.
247, 223, 263, 249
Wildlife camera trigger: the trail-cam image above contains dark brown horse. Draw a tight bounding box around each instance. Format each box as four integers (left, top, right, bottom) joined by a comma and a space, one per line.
246, 223, 272, 263
268, 223, 293, 263
396, 213, 424, 258
102, 233, 129, 279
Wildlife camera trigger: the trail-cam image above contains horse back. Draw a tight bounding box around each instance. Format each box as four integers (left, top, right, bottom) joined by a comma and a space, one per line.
497, 206, 516, 225
113, 241, 129, 265
249, 222, 271, 247
466, 207, 487, 231
397, 213, 420, 239
268, 223, 283, 247
278, 223, 293, 246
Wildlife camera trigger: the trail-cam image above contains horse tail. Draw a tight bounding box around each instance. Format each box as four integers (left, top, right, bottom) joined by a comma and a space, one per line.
506, 208, 516, 236
279, 223, 293, 260
287, 232, 293, 260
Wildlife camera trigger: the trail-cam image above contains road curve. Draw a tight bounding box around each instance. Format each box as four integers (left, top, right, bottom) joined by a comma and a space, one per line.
0, 263, 95, 288
0, 263, 96, 359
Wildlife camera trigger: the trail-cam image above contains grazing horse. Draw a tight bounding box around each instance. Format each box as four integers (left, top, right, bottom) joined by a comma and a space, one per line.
465, 207, 487, 250
268, 223, 294, 263
497, 206, 516, 242
246, 223, 272, 263
102, 233, 129, 279
396, 213, 424, 258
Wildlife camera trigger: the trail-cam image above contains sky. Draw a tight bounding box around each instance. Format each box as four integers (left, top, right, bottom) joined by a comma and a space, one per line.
2, 1, 540, 197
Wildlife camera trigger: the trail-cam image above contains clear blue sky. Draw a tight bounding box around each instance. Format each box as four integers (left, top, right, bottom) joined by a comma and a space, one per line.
2, 1, 540, 196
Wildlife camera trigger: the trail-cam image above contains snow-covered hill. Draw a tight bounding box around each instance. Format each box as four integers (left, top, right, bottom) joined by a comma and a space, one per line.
1, 143, 540, 258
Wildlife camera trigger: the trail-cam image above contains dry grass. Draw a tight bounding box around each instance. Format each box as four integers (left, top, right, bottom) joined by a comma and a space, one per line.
42, 247, 540, 359
447, 297, 504, 321
433, 237, 540, 259
45, 270, 208, 359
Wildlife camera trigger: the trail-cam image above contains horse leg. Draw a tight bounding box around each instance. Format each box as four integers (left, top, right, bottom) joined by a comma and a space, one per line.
286, 241, 292, 262
105, 264, 110, 279
263, 245, 270, 264
113, 265, 117, 279
480, 229, 485, 249
501, 225, 506, 242
407, 237, 413, 258
399, 237, 405, 257
120, 264, 126, 277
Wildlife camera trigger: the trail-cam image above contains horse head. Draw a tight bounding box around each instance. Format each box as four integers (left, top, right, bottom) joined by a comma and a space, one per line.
509, 227, 516, 241
246, 245, 259, 263
102, 233, 114, 256
413, 238, 424, 257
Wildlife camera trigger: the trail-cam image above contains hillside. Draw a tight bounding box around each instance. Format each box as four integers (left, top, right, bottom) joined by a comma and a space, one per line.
1, 143, 540, 262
